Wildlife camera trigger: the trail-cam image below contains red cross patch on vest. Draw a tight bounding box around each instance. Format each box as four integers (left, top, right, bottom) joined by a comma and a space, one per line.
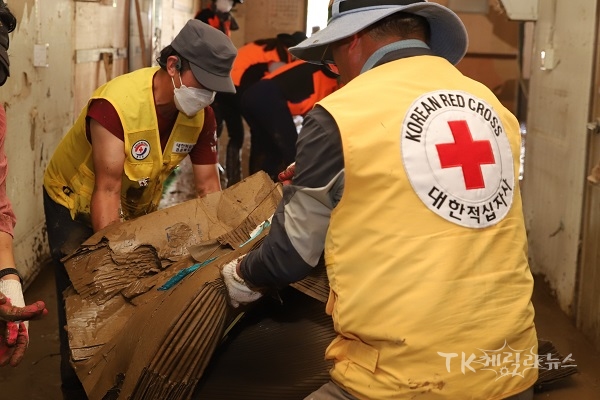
401, 90, 515, 228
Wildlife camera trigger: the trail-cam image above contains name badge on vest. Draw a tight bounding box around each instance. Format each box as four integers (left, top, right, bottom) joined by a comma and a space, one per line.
172, 142, 195, 154
401, 90, 515, 229
138, 178, 150, 187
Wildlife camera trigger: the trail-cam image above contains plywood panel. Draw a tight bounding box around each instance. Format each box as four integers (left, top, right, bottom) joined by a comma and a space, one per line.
522, 0, 597, 315
578, 180, 600, 350
576, 2, 600, 351
244, 0, 306, 43
73, 59, 128, 115
74, 1, 129, 117
75, 1, 129, 49
458, 56, 519, 113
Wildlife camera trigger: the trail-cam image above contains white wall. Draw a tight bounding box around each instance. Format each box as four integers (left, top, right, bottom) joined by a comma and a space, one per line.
157, 0, 195, 50
306, 0, 328, 36
522, 0, 596, 315
2, 0, 74, 285
1, 0, 196, 286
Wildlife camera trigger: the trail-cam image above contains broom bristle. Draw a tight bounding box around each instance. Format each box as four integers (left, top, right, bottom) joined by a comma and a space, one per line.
535, 339, 579, 391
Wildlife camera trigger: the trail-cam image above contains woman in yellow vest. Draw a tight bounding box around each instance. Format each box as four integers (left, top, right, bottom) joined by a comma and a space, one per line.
42, 20, 236, 399
220, 1, 537, 399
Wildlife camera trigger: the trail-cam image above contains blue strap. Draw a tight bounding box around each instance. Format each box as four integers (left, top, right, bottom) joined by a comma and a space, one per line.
157, 257, 217, 291
239, 220, 271, 248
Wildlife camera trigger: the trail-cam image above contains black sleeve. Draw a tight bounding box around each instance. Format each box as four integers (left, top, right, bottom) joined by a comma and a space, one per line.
195, 9, 211, 23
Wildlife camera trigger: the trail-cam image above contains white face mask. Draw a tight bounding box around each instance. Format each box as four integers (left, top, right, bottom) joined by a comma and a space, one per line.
172, 75, 215, 117
215, 0, 234, 13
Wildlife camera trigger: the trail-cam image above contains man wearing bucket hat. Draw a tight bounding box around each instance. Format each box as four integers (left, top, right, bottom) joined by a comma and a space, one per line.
221, 1, 537, 399
43, 19, 236, 399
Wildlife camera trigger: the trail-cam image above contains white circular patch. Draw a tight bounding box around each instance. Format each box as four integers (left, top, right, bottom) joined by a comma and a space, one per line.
401, 90, 515, 228
131, 140, 151, 160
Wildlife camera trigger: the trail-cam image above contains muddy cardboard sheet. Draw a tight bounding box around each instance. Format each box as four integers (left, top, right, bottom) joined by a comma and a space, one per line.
62, 172, 280, 400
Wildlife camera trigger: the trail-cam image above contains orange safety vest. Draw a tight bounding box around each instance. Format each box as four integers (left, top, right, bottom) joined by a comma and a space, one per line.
231, 41, 291, 87
206, 12, 232, 36
264, 59, 339, 116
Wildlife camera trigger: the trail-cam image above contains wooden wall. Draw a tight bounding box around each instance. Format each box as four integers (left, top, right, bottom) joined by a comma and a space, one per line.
522, 0, 596, 321
435, 0, 521, 114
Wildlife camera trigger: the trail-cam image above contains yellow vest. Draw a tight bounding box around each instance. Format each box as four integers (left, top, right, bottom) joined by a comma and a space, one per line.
44, 67, 205, 222
319, 56, 537, 399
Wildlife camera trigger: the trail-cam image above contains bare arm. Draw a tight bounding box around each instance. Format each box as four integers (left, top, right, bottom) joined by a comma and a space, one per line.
0, 232, 16, 281
89, 119, 125, 232
192, 163, 221, 197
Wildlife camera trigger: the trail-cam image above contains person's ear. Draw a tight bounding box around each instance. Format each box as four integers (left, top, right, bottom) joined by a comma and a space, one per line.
167, 56, 182, 76
348, 32, 363, 51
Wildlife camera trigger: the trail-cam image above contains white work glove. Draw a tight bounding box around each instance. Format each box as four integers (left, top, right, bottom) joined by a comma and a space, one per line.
0, 278, 26, 324
221, 258, 262, 308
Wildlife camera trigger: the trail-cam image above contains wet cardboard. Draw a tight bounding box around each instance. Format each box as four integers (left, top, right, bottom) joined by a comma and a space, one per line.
62, 172, 281, 400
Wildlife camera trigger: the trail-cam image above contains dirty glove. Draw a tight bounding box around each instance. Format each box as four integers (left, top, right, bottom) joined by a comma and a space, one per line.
0, 280, 48, 367
277, 162, 296, 185
221, 258, 262, 308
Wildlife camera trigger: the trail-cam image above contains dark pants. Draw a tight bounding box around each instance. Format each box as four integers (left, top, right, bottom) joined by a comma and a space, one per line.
241, 80, 298, 181
213, 91, 245, 186
43, 188, 93, 400
304, 381, 534, 400
214, 91, 244, 148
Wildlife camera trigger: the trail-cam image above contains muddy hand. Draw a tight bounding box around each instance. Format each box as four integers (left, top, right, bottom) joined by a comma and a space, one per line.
0, 297, 48, 322
0, 321, 29, 367
277, 162, 296, 185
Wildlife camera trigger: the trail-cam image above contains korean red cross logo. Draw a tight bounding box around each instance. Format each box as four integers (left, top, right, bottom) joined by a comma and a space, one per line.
401, 90, 515, 228
131, 140, 151, 160
436, 120, 496, 190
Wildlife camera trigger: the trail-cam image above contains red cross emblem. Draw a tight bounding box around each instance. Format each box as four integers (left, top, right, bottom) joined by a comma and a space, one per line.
436, 120, 496, 190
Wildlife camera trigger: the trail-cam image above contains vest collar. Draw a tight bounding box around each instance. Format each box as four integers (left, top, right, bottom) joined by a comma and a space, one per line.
360, 39, 430, 74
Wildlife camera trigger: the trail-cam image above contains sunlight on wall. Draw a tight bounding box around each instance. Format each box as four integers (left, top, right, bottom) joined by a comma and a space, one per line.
306, 0, 329, 36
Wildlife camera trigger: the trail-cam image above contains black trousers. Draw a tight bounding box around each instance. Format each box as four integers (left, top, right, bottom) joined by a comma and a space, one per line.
213, 91, 246, 186
213, 91, 244, 148
43, 188, 93, 400
241, 80, 298, 181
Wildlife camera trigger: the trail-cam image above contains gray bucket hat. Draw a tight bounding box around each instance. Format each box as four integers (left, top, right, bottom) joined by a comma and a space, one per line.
171, 20, 237, 93
289, 0, 468, 66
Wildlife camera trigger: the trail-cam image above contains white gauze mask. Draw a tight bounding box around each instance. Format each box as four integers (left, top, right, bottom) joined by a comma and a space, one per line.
172, 75, 215, 117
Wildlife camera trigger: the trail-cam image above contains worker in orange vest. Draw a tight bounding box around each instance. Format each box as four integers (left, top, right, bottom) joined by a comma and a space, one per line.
241, 60, 339, 181
220, 32, 306, 187
195, 0, 243, 37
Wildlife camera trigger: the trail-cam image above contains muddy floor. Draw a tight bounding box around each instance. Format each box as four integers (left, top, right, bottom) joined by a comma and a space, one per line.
2, 130, 600, 399
2, 265, 599, 399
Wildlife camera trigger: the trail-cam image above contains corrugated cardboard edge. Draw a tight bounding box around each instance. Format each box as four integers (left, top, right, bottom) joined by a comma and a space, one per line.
63, 172, 281, 399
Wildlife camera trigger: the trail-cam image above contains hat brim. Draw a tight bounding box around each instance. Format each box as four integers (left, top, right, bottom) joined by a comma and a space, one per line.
289, 2, 468, 66
190, 63, 236, 93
